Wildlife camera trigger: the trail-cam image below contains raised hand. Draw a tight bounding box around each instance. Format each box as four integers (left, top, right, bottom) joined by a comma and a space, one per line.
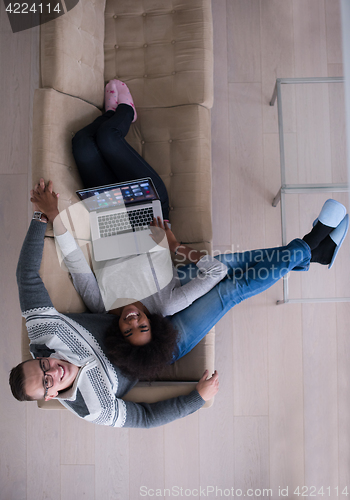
30, 178, 60, 222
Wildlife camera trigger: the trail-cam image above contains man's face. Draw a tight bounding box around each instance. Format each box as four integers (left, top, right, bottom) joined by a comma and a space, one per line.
22, 358, 79, 401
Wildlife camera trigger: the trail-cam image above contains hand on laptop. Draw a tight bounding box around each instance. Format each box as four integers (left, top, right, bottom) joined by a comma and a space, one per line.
150, 217, 205, 263
149, 217, 179, 251
30, 178, 60, 222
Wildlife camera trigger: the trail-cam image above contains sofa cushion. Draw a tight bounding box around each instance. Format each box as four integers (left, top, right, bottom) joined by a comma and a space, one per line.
104, 0, 213, 108
41, 0, 106, 108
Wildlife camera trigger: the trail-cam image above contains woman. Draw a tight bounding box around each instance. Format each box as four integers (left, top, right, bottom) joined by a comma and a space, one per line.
31, 180, 229, 381
31, 80, 349, 381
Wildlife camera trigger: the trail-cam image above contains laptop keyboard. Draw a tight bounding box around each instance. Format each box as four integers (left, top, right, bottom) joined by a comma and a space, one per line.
98, 207, 154, 237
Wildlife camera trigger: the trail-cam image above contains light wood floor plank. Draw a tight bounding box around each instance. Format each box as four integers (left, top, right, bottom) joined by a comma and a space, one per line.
293, 0, 328, 77
227, 0, 261, 83
262, 133, 284, 241
0, 174, 29, 500
26, 403, 61, 500
228, 83, 265, 249
94, 427, 130, 500
329, 81, 347, 183
1, 376, 27, 500
164, 413, 199, 495
199, 311, 235, 488
234, 417, 270, 498
60, 410, 95, 465
295, 84, 332, 184
281, 133, 299, 185
328, 63, 343, 77
0, 32, 32, 174
212, 0, 231, 246
325, 0, 343, 65
233, 295, 269, 416
302, 303, 339, 489
267, 298, 305, 497
260, 0, 295, 134
61, 465, 95, 500
336, 303, 350, 492
129, 427, 164, 498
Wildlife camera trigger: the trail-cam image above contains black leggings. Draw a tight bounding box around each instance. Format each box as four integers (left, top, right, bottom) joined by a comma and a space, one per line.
72, 104, 170, 219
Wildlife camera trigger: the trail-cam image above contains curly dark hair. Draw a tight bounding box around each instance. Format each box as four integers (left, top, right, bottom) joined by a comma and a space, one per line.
105, 313, 179, 380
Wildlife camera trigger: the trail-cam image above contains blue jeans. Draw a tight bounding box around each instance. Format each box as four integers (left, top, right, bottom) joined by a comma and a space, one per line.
170, 238, 311, 361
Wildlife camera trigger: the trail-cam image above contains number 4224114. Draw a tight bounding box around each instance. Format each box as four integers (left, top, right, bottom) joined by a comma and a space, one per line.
293, 486, 349, 497
6, 3, 61, 14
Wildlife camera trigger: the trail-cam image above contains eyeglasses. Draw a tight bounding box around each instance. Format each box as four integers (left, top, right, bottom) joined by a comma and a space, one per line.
39, 358, 54, 398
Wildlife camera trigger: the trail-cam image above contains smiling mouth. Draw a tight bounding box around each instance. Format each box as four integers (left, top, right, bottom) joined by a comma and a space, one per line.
59, 365, 65, 381
124, 312, 140, 320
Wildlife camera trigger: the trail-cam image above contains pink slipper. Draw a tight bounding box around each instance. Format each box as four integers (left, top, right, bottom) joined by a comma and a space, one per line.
104, 80, 119, 112
114, 80, 137, 122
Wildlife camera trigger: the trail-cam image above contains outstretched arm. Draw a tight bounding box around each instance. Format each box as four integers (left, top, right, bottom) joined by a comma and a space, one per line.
30, 179, 105, 313
165, 255, 228, 315
16, 219, 54, 314
150, 217, 228, 316
54, 228, 105, 313
17, 179, 60, 314
113, 370, 219, 428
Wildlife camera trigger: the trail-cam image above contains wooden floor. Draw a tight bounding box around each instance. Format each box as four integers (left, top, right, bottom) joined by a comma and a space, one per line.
1, 1, 349, 499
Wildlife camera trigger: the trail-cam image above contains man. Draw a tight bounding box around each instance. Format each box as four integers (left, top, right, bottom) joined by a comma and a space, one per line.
9, 179, 219, 428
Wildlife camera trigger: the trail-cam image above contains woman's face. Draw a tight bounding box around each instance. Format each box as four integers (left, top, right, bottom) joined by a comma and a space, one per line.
118, 304, 152, 345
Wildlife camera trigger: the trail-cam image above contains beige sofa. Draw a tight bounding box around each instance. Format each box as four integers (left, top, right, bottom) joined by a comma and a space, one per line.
23, 0, 215, 409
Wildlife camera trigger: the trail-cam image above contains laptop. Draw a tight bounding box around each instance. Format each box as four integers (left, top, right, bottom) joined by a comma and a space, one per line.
76, 178, 164, 261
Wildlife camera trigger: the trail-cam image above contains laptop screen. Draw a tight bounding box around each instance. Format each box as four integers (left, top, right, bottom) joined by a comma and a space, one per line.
76, 178, 159, 212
